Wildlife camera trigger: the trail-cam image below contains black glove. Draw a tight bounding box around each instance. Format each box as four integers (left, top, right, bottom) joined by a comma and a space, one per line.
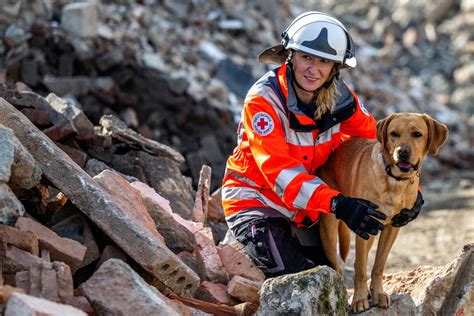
331, 194, 386, 240
391, 191, 424, 227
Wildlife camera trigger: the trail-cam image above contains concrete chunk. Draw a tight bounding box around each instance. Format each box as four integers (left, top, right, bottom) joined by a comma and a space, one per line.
0, 98, 199, 296
0, 124, 14, 182
61, 2, 98, 38
0, 183, 25, 225
4, 292, 86, 316
81, 259, 180, 316
99, 114, 185, 164
10, 135, 42, 189
45, 93, 94, 141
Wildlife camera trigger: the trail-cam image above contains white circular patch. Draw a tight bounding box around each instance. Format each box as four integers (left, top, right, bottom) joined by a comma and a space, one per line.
358, 99, 369, 116
252, 112, 274, 136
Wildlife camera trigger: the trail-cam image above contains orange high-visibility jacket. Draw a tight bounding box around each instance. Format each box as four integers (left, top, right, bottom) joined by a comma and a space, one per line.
222, 64, 377, 225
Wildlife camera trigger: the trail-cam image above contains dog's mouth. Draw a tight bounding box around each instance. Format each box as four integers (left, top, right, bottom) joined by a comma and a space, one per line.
396, 160, 419, 173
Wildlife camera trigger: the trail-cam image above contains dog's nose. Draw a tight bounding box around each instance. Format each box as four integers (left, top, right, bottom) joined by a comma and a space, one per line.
397, 145, 410, 160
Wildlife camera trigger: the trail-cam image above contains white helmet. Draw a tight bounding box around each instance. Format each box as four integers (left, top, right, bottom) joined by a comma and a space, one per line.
259, 11, 356, 68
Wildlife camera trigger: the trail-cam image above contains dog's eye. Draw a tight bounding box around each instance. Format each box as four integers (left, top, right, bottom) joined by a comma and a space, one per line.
412, 131, 422, 138
390, 131, 400, 138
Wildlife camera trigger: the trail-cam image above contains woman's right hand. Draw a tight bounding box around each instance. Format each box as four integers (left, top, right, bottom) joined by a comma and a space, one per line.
330, 194, 386, 240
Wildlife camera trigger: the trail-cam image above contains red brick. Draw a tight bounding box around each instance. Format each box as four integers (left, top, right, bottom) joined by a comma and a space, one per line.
3, 246, 48, 274
217, 241, 265, 282
0, 224, 39, 256
40, 263, 59, 302
227, 275, 261, 304
20, 108, 49, 126
208, 187, 225, 222
15, 217, 86, 272
195, 281, 233, 305
55, 143, 88, 168
195, 227, 229, 284
43, 121, 75, 141
53, 262, 73, 304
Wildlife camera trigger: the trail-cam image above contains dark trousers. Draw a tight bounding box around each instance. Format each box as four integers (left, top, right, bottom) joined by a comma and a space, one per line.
232, 217, 331, 278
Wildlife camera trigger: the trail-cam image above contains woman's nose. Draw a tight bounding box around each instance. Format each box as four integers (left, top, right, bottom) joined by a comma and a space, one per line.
307, 60, 321, 73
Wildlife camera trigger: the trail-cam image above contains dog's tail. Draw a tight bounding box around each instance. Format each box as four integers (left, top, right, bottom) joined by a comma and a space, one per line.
338, 221, 351, 262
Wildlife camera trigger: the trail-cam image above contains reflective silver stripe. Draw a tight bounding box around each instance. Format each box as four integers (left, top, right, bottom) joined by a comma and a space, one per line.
230, 173, 257, 187
316, 124, 340, 145
247, 72, 286, 114
286, 131, 314, 146
275, 165, 306, 197
255, 193, 294, 219
222, 185, 294, 219
222, 186, 257, 201
293, 178, 325, 209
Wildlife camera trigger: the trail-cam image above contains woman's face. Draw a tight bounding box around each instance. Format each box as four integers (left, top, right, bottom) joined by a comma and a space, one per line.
291, 51, 335, 102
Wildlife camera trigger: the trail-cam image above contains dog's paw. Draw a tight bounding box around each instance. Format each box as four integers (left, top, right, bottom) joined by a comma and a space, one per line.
372, 292, 390, 309
351, 297, 370, 313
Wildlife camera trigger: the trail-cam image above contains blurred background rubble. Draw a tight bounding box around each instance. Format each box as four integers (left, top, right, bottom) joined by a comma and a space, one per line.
1, 0, 473, 192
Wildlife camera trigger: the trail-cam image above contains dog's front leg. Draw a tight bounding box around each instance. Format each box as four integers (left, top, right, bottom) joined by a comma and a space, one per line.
370, 225, 400, 308
352, 235, 376, 313
319, 213, 342, 275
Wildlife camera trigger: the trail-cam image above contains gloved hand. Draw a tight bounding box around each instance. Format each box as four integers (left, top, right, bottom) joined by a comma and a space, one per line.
391, 191, 424, 227
331, 194, 386, 240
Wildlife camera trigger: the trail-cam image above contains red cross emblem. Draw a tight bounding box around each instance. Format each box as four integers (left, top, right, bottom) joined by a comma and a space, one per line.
252, 112, 274, 136
257, 117, 269, 130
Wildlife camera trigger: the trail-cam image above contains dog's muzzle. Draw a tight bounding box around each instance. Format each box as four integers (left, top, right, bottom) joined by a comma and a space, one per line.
394, 145, 418, 173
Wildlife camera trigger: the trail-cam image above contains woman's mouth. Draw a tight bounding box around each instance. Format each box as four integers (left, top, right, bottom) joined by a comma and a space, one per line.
304, 76, 319, 82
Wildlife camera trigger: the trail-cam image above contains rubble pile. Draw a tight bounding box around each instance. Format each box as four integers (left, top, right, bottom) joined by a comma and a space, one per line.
0, 87, 470, 315
0, 0, 473, 191
0, 91, 265, 314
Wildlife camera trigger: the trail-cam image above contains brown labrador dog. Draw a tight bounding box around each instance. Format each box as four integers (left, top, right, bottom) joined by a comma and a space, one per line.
317, 113, 448, 313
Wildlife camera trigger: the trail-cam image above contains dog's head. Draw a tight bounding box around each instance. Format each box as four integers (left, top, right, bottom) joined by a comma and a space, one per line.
376, 113, 448, 176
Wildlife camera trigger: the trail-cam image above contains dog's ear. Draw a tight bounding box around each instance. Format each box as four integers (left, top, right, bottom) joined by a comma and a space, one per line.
422, 114, 449, 155
376, 113, 396, 149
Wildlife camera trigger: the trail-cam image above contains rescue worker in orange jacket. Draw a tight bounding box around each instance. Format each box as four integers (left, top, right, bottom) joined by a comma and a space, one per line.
222, 11, 423, 277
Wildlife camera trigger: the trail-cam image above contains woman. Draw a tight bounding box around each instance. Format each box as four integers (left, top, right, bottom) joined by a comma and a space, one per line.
221, 11, 422, 277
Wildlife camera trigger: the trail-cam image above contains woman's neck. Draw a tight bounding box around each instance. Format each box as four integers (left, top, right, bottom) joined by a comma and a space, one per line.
293, 82, 316, 104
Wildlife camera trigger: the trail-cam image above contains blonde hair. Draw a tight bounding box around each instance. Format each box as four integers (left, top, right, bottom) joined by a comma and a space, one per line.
313, 76, 340, 120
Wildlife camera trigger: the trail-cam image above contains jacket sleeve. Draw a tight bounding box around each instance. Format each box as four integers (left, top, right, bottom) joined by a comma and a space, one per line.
242, 95, 339, 221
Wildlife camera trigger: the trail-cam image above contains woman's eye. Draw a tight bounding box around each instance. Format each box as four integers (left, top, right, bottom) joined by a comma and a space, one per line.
302, 55, 311, 60
390, 131, 400, 138
321, 59, 329, 63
